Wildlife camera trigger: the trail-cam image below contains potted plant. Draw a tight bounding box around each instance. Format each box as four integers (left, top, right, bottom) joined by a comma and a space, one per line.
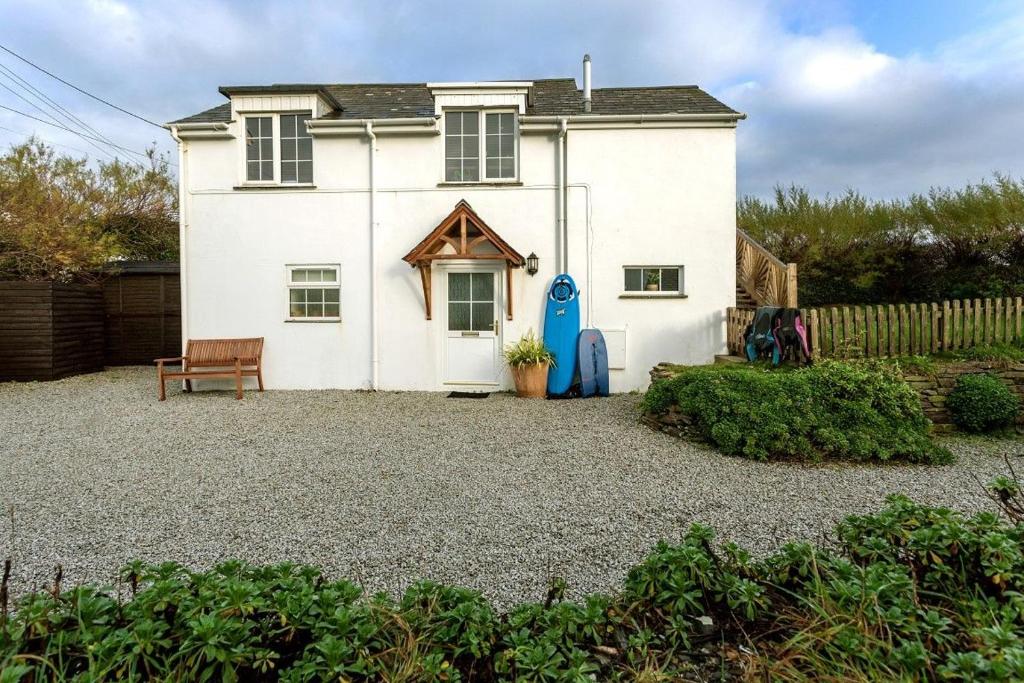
645, 270, 660, 291
504, 329, 554, 398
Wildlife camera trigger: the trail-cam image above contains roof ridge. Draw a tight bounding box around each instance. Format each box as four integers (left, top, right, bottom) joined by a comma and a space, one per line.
592, 85, 700, 91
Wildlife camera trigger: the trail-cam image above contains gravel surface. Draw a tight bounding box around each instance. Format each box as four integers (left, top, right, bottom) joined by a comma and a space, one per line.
1, 367, 1022, 609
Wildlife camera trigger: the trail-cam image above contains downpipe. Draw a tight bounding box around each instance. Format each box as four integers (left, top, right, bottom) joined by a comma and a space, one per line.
365, 121, 379, 390
557, 117, 568, 272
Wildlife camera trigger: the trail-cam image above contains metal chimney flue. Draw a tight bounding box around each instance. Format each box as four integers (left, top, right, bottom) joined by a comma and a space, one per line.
583, 54, 592, 113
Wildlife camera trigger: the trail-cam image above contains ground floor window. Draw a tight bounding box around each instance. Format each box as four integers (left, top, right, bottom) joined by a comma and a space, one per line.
287, 265, 340, 320
623, 266, 683, 294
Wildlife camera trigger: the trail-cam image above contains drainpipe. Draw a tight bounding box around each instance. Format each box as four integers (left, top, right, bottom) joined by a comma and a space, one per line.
168, 125, 188, 353
561, 117, 569, 272
365, 121, 379, 390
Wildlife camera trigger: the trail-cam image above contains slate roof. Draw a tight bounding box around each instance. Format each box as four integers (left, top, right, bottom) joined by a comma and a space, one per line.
169, 77, 740, 125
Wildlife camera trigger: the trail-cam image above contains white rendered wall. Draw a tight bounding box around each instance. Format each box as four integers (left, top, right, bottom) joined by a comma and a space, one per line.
179, 114, 736, 391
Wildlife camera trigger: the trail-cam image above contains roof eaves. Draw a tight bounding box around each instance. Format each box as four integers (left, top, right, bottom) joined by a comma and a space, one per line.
217, 84, 344, 111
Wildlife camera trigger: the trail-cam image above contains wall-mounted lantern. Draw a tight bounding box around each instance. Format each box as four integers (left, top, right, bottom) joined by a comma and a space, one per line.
526, 252, 539, 276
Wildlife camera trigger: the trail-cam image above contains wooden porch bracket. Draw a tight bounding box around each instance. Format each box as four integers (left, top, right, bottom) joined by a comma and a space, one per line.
402, 200, 526, 320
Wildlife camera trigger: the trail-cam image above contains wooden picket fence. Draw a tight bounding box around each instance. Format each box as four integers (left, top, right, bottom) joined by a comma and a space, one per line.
727, 297, 1024, 359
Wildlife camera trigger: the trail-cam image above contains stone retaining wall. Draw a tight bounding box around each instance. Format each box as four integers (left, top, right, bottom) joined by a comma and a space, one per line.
647, 360, 1024, 434
902, 361, 1024, 433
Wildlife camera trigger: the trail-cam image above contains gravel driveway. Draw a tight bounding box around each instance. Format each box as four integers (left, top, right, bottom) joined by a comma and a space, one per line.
1, 367, 1021, 608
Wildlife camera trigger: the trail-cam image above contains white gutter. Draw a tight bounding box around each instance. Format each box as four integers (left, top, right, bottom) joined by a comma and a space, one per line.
523, 112, 746, 123
557, 117, 568, 272
168, 121, 233, 139
168, 125, 189, 354
365, 121, 379, 390
308, 117, 439, 136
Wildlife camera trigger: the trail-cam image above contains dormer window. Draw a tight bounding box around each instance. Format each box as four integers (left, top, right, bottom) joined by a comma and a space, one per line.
245, 116, 274, 181
444, 110, 518, 183
243, 112, 313, 185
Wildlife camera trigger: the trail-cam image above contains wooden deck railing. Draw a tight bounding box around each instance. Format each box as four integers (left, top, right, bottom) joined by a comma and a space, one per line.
726, 297, 1024, 359
736, 229, 798, 307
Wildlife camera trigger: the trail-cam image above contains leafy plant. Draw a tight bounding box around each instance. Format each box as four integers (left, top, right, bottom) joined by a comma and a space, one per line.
503, 329, 555, 368
947, 373, 1020, 433
642, 360, 950, 464
4, 492, 1024, 681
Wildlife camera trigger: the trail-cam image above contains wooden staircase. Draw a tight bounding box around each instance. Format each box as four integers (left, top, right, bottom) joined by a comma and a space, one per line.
735, 284, 757, 309
735, 229, 798, 309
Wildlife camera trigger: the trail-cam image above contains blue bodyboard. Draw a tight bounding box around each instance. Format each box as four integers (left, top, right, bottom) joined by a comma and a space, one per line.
543, 274, 580, 396
577, 328, 609, 397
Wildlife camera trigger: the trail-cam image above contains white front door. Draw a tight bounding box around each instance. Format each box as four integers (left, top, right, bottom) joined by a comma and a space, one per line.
445, 270, 500, 385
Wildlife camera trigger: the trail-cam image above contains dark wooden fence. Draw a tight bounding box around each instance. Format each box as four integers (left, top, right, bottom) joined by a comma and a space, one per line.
727, 297, 1024, 359
0, 262, 181, 381
103, 262, 181, 365
0, 282, 105, 381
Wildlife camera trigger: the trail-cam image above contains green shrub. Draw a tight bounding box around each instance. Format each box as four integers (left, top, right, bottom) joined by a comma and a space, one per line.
642, 360, 950, 464
3, 493, 1023, 681
947, 373, 1021, 433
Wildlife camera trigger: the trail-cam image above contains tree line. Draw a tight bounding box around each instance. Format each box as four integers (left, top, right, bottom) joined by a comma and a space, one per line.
0, 139, 177, 283
738, 176, 1024, 306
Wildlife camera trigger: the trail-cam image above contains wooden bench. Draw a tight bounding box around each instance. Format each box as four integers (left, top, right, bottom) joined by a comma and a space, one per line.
155, 337, 264, 401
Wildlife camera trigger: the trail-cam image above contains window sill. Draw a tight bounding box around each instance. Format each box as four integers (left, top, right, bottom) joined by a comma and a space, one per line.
437, 181, 523, 188
235, 183, 317, 191
619, 293, 688, 299
285, 318, 341, 323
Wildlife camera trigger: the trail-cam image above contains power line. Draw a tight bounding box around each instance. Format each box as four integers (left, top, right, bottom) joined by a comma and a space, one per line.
0, 42, 164, 129
0, 124, 97, 158
0, 78, 119, 162
0, 61, 123, 152
0, 102, 150, 158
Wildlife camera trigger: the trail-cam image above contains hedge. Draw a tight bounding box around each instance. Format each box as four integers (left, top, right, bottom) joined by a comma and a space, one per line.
642, 360, 951, 464
2, 493, 1022, 681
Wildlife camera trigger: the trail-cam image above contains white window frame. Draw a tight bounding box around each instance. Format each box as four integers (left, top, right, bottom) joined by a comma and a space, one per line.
285, 264, 341, 322
622, 265, 685, 296
241, 112, 314, 187
442, 108, 519, 184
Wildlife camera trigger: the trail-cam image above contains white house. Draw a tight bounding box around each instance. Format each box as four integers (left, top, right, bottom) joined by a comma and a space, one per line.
167, 56, 744, 392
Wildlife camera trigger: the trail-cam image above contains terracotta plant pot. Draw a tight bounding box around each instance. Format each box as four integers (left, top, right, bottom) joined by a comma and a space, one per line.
511, 362, 549, 398
646, 283, 659, 291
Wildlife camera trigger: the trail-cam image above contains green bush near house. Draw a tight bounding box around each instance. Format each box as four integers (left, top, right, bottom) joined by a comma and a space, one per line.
642, 360, 951, 464
947, 373, 1021, 433
3, 492, 1023, 681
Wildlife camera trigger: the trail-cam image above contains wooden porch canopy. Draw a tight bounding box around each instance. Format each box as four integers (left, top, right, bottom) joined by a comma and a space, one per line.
402, 200, 526, 320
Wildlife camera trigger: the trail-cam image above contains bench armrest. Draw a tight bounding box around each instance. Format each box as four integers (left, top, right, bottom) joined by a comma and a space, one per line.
154, 356, 187, 364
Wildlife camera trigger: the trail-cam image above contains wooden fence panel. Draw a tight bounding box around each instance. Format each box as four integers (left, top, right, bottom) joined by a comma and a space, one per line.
103, 266, 181, 365
0, 282, 103, 381
726, 295, 1022, 363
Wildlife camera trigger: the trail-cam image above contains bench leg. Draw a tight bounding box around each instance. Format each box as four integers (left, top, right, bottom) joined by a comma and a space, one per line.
257, 366, 264, 392
184, 379, 193, 393
234, 359, 243, 400
158, 370, 166, 401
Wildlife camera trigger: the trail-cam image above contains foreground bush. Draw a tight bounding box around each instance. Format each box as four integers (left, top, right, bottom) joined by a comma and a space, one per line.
643, 360, 951, 464
2, 491, 1022, 681
947, 373, 1021, 433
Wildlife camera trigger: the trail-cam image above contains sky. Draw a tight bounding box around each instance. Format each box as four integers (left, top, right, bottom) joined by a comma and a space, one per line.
0, 0, 1021, 199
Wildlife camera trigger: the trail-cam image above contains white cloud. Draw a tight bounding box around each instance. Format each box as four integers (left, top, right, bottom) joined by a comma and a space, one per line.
0, 0, 1020, 199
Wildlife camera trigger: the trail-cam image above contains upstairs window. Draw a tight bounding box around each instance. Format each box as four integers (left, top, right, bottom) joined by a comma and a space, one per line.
485, 112, 516, 179
444, 110, 517, 183
245, 116, 273, 181
280, 113, 313, 183
243, 112, 314, 185
445, 111, 479, 182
